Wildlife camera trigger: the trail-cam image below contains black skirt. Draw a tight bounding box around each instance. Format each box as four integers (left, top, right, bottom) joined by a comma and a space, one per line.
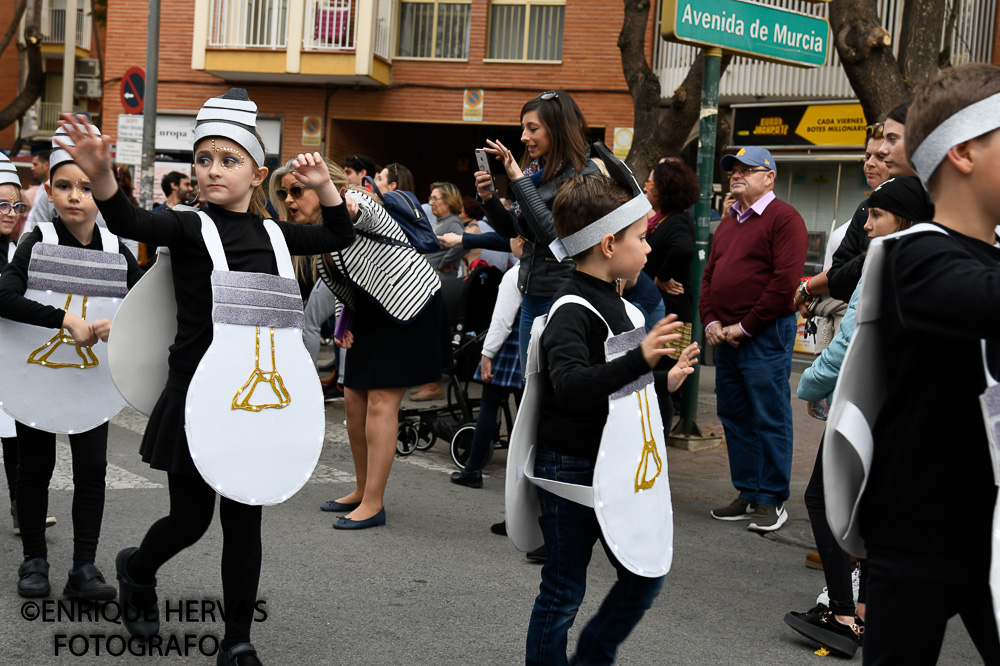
140, 370, 199, 475
343, 291, 448, 390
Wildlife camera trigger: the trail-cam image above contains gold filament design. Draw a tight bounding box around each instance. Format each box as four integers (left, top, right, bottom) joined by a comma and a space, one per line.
635, 386, 663, 493
27, 294, 98, 370
232, 326, 291, 412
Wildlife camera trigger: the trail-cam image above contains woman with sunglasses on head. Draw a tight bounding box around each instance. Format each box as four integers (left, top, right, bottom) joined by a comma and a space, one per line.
476, 90, 600, 373
373, 162, 415, 194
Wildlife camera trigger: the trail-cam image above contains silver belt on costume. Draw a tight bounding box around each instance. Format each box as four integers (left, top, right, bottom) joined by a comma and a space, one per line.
211, 270, 304, 328
27, 244, 128, 298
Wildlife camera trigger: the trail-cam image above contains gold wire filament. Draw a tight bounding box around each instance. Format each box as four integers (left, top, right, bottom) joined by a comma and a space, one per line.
635, 386, 663, 493
27, 294, 99, 370
232, 326, 291, 412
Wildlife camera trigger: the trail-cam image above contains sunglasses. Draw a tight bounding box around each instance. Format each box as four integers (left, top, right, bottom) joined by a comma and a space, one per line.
0, 202, 27, 215
276, 186, 307, 199
539, 91, 558, 100
866, 122, 884, 141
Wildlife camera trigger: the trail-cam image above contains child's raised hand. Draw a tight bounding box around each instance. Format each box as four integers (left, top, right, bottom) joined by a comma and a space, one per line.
292, 152, 342, 207
56, 114, 117, 200
667, 342, 700, 392
640, 314, 685, 368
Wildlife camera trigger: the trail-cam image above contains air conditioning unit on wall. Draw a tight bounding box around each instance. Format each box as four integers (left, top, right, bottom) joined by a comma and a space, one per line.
76, 58, 100, 78
74, 78, 102, 99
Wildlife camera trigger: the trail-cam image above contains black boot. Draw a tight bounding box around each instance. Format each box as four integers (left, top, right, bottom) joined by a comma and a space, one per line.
17, 557, 50, 598
115, 547, 159, 638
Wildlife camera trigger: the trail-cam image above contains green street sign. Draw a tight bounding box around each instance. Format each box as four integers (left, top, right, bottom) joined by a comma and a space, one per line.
661, 0, 829, 68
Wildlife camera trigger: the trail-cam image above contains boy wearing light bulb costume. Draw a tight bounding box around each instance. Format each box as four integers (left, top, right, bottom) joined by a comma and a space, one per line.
506, 144, 698, 665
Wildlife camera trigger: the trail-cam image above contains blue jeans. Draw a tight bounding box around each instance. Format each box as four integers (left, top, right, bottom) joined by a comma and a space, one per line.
526, 449, 665, 666
715, 314, 796, 506
631, 298, 666, 333
518, 294, 552, 377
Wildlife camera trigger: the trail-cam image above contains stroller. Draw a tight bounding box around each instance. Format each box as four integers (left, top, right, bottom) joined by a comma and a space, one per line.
396, 264, 503, 455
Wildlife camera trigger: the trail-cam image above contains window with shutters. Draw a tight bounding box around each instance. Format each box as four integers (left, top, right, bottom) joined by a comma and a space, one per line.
397, 0, 472, 60
487, 0, 564, 62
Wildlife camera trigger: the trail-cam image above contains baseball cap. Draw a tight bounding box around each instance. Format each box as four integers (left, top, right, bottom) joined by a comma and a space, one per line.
720, 146, 776, 173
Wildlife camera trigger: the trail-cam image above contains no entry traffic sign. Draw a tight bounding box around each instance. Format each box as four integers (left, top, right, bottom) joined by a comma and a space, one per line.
120, 67, 145, 114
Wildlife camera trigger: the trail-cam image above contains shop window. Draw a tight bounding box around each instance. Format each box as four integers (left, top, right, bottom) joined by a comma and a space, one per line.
397, 0, 471, 59
488, 0, 564, 61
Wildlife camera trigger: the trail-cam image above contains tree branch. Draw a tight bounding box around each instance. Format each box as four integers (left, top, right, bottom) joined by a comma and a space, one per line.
0, 1, 45, 132
0, 0, 29, 59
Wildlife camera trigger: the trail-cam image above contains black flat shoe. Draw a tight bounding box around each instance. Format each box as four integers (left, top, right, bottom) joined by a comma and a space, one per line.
116, 547, 159, 638
333, 508, 386, 530
64, 563, 116, 601
450, 469, 483, 488
490, 521, 507, 536
320, 500, 361, 512
17, 557, 50, 598
526, 545, 547, 563
217, 641, 262, 666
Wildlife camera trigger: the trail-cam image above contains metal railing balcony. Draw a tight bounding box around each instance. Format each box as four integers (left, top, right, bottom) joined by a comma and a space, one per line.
209, 0, 289, 49
40, 8, 92, 50
302, 0, 357, 51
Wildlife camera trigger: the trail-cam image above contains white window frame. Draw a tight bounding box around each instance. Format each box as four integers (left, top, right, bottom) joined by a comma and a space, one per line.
484, 0, 565, 64
395, 0, 473, 61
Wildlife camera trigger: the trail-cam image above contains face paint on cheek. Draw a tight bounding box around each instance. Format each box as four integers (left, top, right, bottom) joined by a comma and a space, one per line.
75, 180, 93, 200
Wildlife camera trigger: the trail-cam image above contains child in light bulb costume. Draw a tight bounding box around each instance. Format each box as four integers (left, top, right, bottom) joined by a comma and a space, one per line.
56, 89, 356, 666
506, 143, 699, 665
0, 127, 144, 601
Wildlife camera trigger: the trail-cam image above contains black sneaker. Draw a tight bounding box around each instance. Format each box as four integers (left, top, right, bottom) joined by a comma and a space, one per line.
784, 609, 863, 658
710, 497, 755, 521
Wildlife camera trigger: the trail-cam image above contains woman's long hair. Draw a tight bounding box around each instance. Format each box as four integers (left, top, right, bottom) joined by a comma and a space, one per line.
518, 91, 589, 183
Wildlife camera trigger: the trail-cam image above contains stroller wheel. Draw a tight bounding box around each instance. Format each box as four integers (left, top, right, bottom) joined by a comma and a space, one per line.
450, 425, 476, 469
396, 423, 419, 456
415, 421, 437, 451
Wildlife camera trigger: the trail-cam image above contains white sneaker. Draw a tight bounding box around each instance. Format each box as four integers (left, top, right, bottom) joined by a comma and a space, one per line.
747, 504, 787, 532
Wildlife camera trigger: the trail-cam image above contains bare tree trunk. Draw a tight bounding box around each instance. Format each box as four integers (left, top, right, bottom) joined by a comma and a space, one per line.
619, 0, 731, 180
0, 0, 45, 131
896, 0, 947, 86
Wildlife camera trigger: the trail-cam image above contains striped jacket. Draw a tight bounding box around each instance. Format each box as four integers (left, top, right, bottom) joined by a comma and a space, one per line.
317, 189, 440, 323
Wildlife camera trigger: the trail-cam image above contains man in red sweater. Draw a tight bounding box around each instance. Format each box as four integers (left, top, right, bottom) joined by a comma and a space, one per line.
702, 146, 808, 532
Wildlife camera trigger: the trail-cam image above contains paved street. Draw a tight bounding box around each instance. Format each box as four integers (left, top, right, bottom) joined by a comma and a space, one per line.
0, 365, 981, 664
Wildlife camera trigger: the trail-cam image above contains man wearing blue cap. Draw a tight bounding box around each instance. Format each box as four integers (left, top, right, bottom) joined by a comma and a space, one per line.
702, 146, 808, 532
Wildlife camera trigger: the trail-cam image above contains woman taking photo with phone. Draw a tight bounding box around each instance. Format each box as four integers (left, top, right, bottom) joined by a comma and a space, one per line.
475, 90, 599, 371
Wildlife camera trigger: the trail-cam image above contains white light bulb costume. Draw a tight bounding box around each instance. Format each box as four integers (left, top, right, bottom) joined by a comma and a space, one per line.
108, 88, 322, 506
505, 142, 674, 577
0, 125, 129, 434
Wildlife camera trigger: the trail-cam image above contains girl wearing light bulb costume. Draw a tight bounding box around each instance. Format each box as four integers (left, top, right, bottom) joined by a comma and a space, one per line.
0, 129, 143, 601
57, 89, 355, 666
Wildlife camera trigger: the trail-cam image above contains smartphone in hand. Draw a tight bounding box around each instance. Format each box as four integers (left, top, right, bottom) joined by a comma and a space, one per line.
475, 148, 495, 192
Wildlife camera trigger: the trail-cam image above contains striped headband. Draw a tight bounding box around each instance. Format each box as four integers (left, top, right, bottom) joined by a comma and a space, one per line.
193, 88, 265, 167
50, 124, 101, 175
0, 152, 19, 189
910, 92, 1000, 188
549, 141, 652, 261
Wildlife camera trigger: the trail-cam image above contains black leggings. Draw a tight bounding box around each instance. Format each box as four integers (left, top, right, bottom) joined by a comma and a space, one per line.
804, 436, 867, 616
16, 421, 108, 562
2, 436, 16, 504
129, 472, 262, 646
465, 385, 520, 473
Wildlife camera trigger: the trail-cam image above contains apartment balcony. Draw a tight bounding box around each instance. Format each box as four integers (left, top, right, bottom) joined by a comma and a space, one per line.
653, 0, 997, 102
192, 0, 393, 85
38, 1, 93, 59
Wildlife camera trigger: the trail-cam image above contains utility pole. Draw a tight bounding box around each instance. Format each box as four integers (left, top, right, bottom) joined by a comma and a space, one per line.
138, 0, 160, 209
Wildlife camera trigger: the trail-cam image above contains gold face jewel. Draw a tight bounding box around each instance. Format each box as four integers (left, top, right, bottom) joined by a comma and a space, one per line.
75, 179, 93, 200
634, 386, 663, 492
27, 294, 98, 369
211, 139, 245, 172
232, 326, 291, 412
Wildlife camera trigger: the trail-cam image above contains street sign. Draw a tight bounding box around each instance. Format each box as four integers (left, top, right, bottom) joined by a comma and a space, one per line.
116, 140, 143, 166
117, 114, 144, 142
120, 67, 145, 114
463, 89, 484, 122
732, 102, 867, 148
661, 0, 829, 68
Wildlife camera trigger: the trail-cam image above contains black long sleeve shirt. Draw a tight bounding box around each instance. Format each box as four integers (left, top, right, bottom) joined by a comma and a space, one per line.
537, 271, 670, 461
0, 218, 144, 328
827, 200, 870, 302
860, 223, 1000, 557
95, 188, 355, 378
643, 211, 695, 321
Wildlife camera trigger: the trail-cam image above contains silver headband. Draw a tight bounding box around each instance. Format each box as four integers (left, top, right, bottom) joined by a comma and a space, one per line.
910, 92, 1000, 188
550, 193, 652, 261
50, 124, 101, 173
193, 122, 265, 167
